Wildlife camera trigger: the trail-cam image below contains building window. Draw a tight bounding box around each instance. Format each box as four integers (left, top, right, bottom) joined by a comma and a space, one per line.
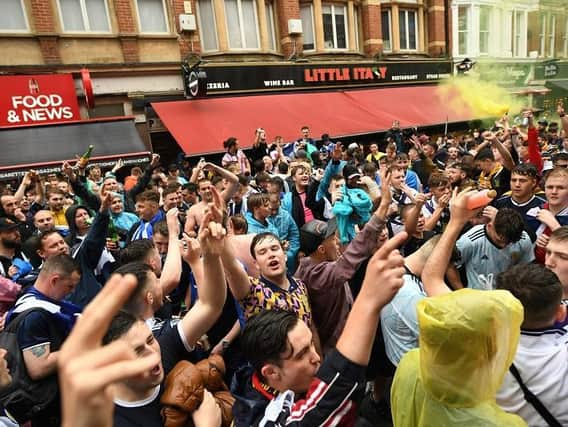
548, 14, 555, 57
457, 5, 469, 56
564, 16, 568, 57
197, 0, 218, 51
381, 9, 391, 52
539, 14, 546, 56
512, 11, 524, 57
58, 0, 110, 32
300, 4, 315, 50
1, 0, 28, 31
322, 4, 347, 49
225, 0, 260, 49
479, 6, 490, 55
399, 9, 417, 51
353, 5, 360, 52
265, 2, 277, 51
136, 0, 169, 33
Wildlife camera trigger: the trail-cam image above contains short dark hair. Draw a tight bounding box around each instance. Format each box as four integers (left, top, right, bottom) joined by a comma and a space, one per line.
255, 172, 271, 184
119, 239, 155, 266
113, 262, 153, 316
223, 137, 238, 150
494, 208, 524, 244
496, 264, 561, 327
248, 193, 269, 212
474, 148, 495, 162
39, 253, 80, 278
250, 232, 282, 258
269, 176, 284, 192
552, 152, 568, 164
152, 220, 168, 237
136, 190, 160, 204
103, 310, 142, 345
230, 214, 248, 234
511, 163, 538, 180
162, 185, 179, 198
183, 182, 197, 193
428, 172, 450, 188
277, 163, 289, 174
241, 310, 299, 374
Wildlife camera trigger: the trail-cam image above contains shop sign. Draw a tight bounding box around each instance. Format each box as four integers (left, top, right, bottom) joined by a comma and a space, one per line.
0, 74, 80, 128
476, 63, 532, 87
182, 61, 452, 95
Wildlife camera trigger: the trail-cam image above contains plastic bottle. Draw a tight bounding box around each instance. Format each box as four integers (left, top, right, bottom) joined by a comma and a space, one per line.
78, 145, 94, 168
466, 189, 497, 210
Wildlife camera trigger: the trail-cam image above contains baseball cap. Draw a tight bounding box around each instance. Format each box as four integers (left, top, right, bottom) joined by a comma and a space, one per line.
342, 164, 361, 181
0, 218, 19, 232
300, 218, 338, 255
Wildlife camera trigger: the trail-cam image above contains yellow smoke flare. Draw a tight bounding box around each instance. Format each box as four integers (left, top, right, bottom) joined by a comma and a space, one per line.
436, 74, 524, 119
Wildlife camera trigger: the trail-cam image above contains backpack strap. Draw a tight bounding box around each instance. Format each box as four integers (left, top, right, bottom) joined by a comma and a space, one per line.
6, 308, 65, 349
509, 363, 561, 427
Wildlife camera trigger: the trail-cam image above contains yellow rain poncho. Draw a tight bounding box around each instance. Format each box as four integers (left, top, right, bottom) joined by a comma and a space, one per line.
391, 289, 526, 426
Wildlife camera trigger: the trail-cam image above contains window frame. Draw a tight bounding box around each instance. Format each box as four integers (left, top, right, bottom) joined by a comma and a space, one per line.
196, 0, 220, 52
300, 3, 316, 52
134, 0, 170, 35
539, 13, 546, 57
56, 0, 112, 33
564, 16, 568, 58
381, 8, 392, 52
353, 4, 361, 52
457, 5, 469, 56
512, 10, 524, 58
322, 3, 349, 50
478, 5, 490, 56
548, 14, 555, 57
0, 0, 29, 33
223, 0, 261, 50
398, 8, 418, 52
265, 1, 277, 51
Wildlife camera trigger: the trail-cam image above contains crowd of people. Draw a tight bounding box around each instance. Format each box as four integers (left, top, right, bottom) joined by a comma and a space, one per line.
0, 103, 567, 427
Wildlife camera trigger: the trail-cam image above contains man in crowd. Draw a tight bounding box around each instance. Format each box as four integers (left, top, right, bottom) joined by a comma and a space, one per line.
6, 254, 82, 426
455, 207, 533, 290
493, 163, 546, 240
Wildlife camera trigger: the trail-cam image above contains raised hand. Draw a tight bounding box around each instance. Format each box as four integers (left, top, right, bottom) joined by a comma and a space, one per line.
166, 207, 180, 237
331, 143, 343, 162
449, 187, 482, 224
99, 192, 112, 212
181, 234, 202, 264
58, 274, 160, 427
150, 153, 160, 169
361, 232, 407, 309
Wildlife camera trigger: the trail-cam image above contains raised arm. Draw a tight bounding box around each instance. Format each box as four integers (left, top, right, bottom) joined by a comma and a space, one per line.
159, 208, 182, 295
336, 232, 406, 365
203, 162, 239, 203
421, 188, 479, 296
13, 171, 33, 202
484, 131, 515, 171
178, 199, 227, 348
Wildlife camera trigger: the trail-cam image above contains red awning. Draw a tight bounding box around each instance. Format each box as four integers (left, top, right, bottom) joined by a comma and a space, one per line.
152, 85, 474, 156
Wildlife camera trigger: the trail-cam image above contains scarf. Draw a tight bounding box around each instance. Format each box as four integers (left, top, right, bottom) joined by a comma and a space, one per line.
132, 210, 165, 241
332, 185, 372, 244
6, 287, 81, 335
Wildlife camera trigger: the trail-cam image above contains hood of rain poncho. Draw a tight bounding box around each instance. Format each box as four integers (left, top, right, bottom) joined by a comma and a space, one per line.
331, 185, 372, 244
391, 289, 526, 427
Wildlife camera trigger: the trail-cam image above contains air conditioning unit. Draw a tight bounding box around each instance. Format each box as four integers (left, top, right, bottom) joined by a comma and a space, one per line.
288, 19, 303, 35
179, 14, 197, 31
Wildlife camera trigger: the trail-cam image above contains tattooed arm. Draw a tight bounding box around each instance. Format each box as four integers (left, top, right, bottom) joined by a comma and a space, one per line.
23, 343, 59, 380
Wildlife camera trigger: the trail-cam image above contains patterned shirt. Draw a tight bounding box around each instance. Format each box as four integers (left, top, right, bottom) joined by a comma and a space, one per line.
240, 275, 312, 327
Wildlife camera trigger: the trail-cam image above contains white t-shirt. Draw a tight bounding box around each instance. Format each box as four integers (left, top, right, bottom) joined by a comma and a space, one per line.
497, 327, 568, 426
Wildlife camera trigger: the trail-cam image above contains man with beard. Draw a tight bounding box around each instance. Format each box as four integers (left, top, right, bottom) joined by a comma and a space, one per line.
0, 217, 25, 279
446, 162, 474, 191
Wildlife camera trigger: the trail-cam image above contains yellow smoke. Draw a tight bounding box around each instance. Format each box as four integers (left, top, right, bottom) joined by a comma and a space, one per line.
436, 74, 524, 119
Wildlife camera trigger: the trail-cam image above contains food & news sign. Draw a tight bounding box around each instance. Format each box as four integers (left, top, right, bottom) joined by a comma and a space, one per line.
183, 60, 452, 95
0, 74, 81, 128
